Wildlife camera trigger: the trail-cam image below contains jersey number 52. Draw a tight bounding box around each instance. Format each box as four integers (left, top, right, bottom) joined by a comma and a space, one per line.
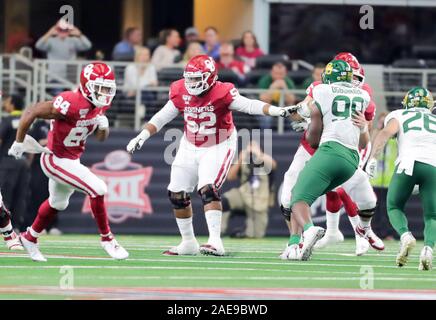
184, 112, 217, 134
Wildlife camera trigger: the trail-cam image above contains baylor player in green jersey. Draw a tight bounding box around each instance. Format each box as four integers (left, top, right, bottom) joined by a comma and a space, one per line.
367, 87, 436, 270
287, 59, 371, 260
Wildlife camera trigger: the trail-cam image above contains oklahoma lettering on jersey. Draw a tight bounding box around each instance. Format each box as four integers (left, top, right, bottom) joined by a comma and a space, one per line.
170, 79, 236, 147
48, 91, 107, 160
300, 81, 377, 156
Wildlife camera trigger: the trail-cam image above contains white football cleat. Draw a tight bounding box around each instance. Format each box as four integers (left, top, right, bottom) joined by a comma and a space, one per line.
418, 246, 433, 271
356, 226, 385, 251
355, 234, 370, 256
20, 233, 47, 262
200, 238, 225, 256
101, 238, 129, 260
396, 232, 416, 267
280, 244, 301, 260
299, 226, 325, 261
314, 230, 344, 249
163, 239, 200, 256
4, 232, 24, 251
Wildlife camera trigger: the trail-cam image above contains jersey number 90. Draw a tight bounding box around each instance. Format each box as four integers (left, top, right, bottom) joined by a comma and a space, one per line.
331, 95, 365, 121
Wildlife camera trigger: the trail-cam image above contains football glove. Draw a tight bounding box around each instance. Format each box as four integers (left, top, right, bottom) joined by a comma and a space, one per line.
8, 141, 24, 159
126, 129, 151, 154
291, 120, 309, 132
96, 115, 109, 130
365, 158, 377, 178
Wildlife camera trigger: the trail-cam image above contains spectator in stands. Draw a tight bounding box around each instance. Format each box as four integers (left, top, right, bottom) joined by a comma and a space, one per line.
35, 19, 92, 92
179, 26, 201, 53
202, 27, 221, 60
258, 62, 296, 128
235, 31, 265, 68
112, 27, 142, 61
151, 28, 181, 71
177, 42, 205, 67
0, 94, 30, 231
221, 141, 277, 239
217, 42, 250, 83
301, 62, 325, 90
124, 47, 158, 97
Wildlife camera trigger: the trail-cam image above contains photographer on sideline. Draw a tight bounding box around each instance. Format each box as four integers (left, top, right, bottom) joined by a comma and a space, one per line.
221, 141, 277, 238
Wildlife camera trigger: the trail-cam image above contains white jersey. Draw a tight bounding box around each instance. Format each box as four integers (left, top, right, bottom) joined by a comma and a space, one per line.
312, 82, 370, 151
384, 108, 436, 174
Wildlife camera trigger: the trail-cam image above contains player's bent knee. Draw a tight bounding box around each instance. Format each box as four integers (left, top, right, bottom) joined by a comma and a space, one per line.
168, 190, 191, 209
49, 197, 69, 211
93, 180, 107, 197
358, 207, 376, 219
198, 184, 221, 205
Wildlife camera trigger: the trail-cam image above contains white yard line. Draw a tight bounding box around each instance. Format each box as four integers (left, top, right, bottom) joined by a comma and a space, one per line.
0, 253, 420, 270
0, 265, 430, 278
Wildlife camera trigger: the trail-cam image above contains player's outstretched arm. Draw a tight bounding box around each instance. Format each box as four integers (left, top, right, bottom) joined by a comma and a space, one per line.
126, 100, 179, 154
228, 95, 289, 117
8, 101, 62, 159
365, 118, 399, 177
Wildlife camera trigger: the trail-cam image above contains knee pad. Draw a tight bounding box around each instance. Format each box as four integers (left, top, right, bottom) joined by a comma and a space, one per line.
168, 191, 191, 210
280, 205, 291, 221
49, 197, 69, 211
93, 180, 107, 197
359, 207, 376, 219
198, 184, 221, 205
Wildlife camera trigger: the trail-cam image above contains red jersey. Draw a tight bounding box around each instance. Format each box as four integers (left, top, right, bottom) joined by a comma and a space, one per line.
301, 81, 376, 156
48, 91, 107, 160
170, 80, 237, 147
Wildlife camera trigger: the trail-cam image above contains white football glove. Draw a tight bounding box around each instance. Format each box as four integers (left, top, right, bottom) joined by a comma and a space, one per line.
8, 141, 25, 159
96, 115, 109, 130
268, 106, 288, 117
365, 158, 377, 178
279, 105, 300, 118
291, 120, 309, 132
126, 129, 151, 154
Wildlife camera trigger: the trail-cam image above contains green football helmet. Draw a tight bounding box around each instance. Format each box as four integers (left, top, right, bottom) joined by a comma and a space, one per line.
402, 87, 435, 111
322, 59, 353, 84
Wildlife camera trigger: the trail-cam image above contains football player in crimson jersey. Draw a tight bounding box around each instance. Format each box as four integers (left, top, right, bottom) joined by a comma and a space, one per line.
8, 62, 129, 262
280, 53, 384, 260
127, 55, 289, 256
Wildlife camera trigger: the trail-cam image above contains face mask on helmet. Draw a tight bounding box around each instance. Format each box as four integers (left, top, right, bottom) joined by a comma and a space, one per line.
184, 71, 211, 96
352, 73, 365, 87
86, 79, 116, 107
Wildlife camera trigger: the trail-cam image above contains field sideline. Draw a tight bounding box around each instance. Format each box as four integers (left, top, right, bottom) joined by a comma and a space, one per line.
0, 235, 434, 300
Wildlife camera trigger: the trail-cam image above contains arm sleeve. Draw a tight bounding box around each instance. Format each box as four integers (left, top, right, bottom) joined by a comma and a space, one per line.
229, 95, 266, 115
148, 100, 180, 131
35, 37, 50, 52
73, 35, 92, 51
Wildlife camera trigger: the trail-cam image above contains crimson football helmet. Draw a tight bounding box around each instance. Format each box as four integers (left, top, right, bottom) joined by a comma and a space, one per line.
334, 52, 365, 87
79, 62, 116, 107
183, 55, 218, 95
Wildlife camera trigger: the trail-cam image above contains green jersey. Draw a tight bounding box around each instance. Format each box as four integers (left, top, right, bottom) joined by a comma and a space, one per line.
384, 108, 436, 174
312, 82, 370, 151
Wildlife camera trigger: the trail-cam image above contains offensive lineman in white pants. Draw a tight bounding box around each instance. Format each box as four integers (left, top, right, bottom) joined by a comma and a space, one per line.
127, 55, 290, 256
